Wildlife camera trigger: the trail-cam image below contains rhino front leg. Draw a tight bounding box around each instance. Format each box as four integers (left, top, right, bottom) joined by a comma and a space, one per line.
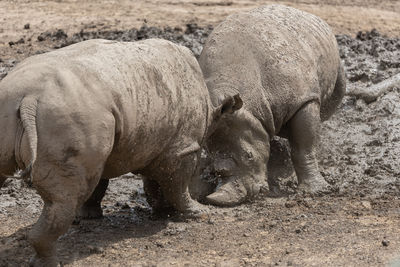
289, 101, 330, 194
143, 177, 172, 213
158, 152, 208, 217
77, 179, 109, 219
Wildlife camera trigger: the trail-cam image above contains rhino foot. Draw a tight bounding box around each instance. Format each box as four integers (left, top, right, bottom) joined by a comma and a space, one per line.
29, 255, 59, 267
297, 176, 331, 196
205, 178, 248, 207
182, 200, 210, 219
267, 184, 286, 198
77, 204, 103, 219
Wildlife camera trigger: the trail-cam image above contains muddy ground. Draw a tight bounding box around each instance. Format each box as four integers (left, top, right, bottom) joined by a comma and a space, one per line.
1, 1, 400, 266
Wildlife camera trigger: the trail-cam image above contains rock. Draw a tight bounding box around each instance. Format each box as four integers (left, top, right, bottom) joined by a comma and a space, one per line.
24, 23, 30, 30
361, 201, 372, 209
121, 203, 130, 209
382, 240, 390, 247
88, 245, 104, 254
285, 201, 296, 208
37, 35, 45, 41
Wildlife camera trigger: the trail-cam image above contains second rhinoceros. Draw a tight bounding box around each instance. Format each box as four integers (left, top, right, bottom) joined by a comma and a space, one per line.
0, 39, 241, 266
199, 5, 346, 206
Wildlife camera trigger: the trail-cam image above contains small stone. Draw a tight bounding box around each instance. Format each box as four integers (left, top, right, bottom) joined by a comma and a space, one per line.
269, 222, 277, 228
295, 229, 301, 234
361, 201, 372, 209
155, 242, 164, 248
121, 203, 130, 209
382, 240, 389, 247
285, 201, 296, 208
24, 23, 30, 29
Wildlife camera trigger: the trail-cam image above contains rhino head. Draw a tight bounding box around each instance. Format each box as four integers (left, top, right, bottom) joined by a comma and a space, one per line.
205, 106, 270, 206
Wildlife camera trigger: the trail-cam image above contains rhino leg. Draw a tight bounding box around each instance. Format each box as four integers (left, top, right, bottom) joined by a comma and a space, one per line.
157, 152, 208, 217
78, 179, 109, 219
143, 177, 171, 212
29, 167, 102, 267
289, 101, 330, 194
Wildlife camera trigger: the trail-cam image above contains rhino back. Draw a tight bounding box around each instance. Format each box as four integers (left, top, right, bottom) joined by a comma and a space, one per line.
199, 4, 340, 135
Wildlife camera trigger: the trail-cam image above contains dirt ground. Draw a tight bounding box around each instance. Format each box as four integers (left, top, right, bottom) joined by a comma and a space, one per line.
0, 0, 399, 45
1, 0, 400, 266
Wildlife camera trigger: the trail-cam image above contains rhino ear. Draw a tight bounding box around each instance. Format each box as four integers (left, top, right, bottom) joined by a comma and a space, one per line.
217, 94, 243, 116
208, 94, 243, 137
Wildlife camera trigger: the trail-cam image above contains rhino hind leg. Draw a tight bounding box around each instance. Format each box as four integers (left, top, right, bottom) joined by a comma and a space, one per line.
29, 168, 103, 267
77, 179, 109, 219
29, 200, 76, 267
289, 101, 330, 194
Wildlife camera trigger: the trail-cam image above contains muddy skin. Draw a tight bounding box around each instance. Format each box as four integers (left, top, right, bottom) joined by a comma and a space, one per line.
0, 39, 241, 266
199, 5, 346, 206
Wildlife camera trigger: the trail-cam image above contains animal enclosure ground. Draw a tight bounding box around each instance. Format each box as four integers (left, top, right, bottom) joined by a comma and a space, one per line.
1, 0, 400, 266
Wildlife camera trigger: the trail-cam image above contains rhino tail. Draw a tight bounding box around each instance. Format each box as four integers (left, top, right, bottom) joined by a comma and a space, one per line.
18, 96, 39, 184
320, 63, 346, 121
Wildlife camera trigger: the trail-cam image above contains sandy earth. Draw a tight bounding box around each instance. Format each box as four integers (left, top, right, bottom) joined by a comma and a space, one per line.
1, 0, 400, 266
0, 0, 399, 46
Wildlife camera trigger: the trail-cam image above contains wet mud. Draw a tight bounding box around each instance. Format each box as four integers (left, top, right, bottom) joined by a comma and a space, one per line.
1, 25, 400, 266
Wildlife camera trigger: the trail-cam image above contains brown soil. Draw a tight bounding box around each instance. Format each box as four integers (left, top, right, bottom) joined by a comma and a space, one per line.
1, 0, 400, 266
0, 0, 399, 46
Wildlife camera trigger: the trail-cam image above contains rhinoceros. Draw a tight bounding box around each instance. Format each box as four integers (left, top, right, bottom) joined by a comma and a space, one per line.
0, 38, 241, 266
198, 5, 346, 206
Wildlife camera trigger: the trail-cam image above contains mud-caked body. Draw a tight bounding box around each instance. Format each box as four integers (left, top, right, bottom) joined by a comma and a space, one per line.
0, 39, 240, 266
199, 5, 346, 206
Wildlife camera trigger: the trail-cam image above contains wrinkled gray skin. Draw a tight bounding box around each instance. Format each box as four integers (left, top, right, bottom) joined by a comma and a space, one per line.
0, 39, 241, 266
198, 5, 346, 206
